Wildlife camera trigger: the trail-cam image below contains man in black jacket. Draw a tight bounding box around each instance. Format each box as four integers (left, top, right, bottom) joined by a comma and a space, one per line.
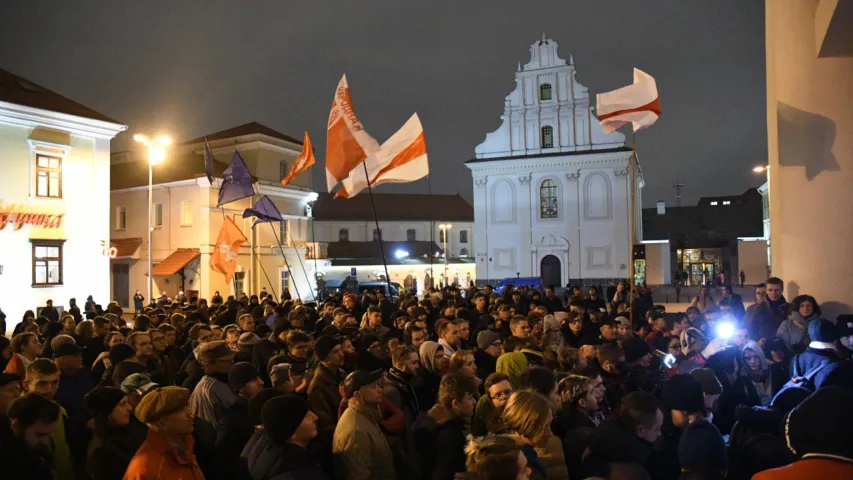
788, 318, 853, 391
1, 393, 60, 480
216, 362, 264, 478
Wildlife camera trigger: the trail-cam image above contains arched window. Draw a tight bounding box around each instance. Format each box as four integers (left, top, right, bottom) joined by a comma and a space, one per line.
539, 83, 552, 101
540, 179, 559, 218
541, 126, 554, 148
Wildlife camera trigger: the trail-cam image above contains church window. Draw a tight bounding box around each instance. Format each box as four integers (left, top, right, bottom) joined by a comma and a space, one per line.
541, 126, 554, 148
540, 83, 552, 101
540, 179, 559, 218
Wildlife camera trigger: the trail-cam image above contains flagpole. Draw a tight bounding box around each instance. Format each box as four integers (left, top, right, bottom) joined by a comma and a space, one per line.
427, 174, 435, 292
629, 132, 637, 313
247, 190, 303, 303
361, 162, 393, 298
309, 200, 320, 300
269, 222, 316, 302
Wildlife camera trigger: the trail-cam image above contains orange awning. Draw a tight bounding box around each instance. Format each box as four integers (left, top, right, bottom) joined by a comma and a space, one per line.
151, 248, 200, 276
110, 237, 142, 259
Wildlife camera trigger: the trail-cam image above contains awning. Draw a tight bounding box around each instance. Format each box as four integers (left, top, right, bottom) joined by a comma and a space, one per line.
151, 248, 200, 276
110, 237, 142, 259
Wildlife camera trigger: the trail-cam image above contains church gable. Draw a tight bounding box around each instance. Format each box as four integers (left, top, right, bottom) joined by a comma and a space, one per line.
474, 36, 625, 159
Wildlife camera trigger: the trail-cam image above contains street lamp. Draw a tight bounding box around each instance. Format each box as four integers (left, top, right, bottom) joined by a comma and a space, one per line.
134, 134, 171, 307
752, 165, 768, 173
439, 223, 452, 286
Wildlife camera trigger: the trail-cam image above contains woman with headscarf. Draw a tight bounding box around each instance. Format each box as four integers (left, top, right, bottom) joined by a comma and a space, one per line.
496, 352, 529, 389
418, 341, 450, 411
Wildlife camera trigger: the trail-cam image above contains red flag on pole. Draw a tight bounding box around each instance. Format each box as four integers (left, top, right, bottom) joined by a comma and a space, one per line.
281, 131, 316, 187
210, 216, 247, 283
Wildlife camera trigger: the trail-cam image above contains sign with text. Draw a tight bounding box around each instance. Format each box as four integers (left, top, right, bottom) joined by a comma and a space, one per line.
0, 202, 64, 231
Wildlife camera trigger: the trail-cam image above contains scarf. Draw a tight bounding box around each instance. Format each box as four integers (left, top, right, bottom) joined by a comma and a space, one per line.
386, 367, 420, 414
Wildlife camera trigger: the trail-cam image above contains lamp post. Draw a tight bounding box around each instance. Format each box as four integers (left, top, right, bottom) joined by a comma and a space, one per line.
134, 134, 170, 307
439, 223, 452, 286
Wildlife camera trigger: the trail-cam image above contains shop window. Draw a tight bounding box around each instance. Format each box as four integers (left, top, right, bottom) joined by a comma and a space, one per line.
32, 240, 64, 286
35, 154, 62, 198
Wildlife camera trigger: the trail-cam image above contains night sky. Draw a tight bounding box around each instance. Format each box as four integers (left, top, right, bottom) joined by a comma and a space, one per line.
0, 0, 767, 207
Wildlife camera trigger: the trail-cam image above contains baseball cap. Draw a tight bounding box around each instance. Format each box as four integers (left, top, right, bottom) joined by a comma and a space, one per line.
343, 369, 383, 398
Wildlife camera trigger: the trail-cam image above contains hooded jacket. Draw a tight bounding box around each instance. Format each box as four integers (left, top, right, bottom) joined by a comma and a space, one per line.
582, 418, 654, 477
776, 312, 813, 352
242, 430, 330, 480
416, 405, 468, 480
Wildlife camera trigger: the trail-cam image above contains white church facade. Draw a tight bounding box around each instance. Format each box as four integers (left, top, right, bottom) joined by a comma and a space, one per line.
465, 37, 643, 288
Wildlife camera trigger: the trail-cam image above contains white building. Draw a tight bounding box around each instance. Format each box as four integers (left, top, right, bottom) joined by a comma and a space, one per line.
109, 123, 317, 307
465, 37, 643, 288
0, 68, 126, 332
311, 193, 476, 293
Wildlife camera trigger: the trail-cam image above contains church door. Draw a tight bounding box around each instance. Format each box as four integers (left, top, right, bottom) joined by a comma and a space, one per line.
540, 255, 561, 289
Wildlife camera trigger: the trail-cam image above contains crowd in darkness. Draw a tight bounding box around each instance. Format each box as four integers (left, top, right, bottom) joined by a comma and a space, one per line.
1, 276, 853, 480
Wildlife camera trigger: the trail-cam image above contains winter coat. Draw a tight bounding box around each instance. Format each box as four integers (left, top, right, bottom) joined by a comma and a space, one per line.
789, 346, 853, 391
190, 372, 236, 429
736, 341, 773, 405
308, 363, 345, 437
753, 458, 853, 480
86, 421, 147, 480
123, 429, 205, 480
474, 350, 498, 381
215, 396, 253, 479
0, 416, 54, 480
384, 368, 422, 479
56, 369, 95, 473
552, 407, 597, 480
415, 406, 467, 480
534, 435, 569, 480
776, 313, 813, 353
471, 395, 497, 437
582, 419, 654, 478
333, 403, 396, 480
242, 430, 331, 480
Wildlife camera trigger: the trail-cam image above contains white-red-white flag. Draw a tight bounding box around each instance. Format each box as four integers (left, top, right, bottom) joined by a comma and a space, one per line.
325, 75, 380, 193
596, 68, 661, 134
335, 113, 429, 199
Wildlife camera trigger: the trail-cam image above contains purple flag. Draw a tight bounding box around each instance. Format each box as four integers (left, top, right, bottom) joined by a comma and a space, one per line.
243, 195, 283, 226
217, 150, 254, 207
204, 138, 215, 185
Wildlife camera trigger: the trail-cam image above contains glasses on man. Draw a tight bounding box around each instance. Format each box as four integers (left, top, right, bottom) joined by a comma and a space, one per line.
490, 388, 513, 400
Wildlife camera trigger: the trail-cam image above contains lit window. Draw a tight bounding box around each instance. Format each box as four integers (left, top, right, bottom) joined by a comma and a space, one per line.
539, 179, 559, 218
723, 200, 731, 205
541, 126, 554, 148
407, 229, 416, 241
153, 203, 163, 227
339, 229, 349, 242
35, 154, 62, 198
459, 230, 469, 244
32, 240, 63, 286
116, 207, 126, 230
280, 269, 290, 298
234, 271, 245, 297
181, 201, 192, 226
710, 201, 718, 206
540, 83, 552, 101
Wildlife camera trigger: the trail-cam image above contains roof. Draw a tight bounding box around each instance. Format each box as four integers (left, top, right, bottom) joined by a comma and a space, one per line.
183, 122, 302, 146
111, 154, 230, 190
151, 248, 201, 276
313, 193, 474, 222
465, 146, 633, 164
110, 237, 143, 258
327, 240, 443, 260
0, 68, 122, 124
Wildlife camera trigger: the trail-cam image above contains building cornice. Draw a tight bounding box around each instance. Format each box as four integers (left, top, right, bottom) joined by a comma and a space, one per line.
0, 100, 127, 139
466, 151, 634, 175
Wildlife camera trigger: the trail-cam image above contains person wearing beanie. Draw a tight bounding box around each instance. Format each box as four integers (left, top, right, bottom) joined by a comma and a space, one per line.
754, 387, 853, 479
84, 387, 146, 480
786, 318, 853, 391
216, 362, 264, 478
237, 331, 261, 358
0, 373, 21, 414
678, 418, 728, 479
52, 341, 95, 477
125, 386, 204, 480
189, 340, 236, 429
308, 335, 345, 447
475, 330, 503, 380
243, 394, 330, 480
663, 374, 708, 430
690, 368, 723, 413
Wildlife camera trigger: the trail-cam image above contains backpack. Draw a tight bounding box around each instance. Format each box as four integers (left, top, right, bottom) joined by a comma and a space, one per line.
782, 356, 832, 392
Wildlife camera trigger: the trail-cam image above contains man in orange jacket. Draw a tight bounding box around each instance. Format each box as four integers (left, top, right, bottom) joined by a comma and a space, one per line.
124, 386, 205, 480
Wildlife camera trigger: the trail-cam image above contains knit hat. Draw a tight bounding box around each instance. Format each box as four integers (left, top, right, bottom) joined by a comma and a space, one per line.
314, 335, 340, 361
135, 386, 191, 423
121, 373, 159, 394
53, 341, 81, 359
262, 394, 310, 443
678, 419, 728, 474
269, 363, 292, 388
85, 387, 126, 418
228, 362, 261, 391
108, 343, 135, 366
0, 373, 21, 388
663, 374, 705, 413
496, 352, 528, 388
623, 338, 651, 364
359, 334, 380, 352
808, 318, 840, 343
238, 332, 261, 347
690, 368, 723, 396
786, 386, 853, 458
477, 330, 502, 350
249, 388, 284, 426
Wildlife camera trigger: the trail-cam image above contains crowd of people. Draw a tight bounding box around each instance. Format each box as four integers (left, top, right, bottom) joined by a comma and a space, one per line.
1, 276, 852, 480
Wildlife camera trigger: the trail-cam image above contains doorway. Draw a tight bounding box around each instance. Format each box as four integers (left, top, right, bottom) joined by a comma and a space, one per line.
540, 255, 561, 289
112, 263, 130, 308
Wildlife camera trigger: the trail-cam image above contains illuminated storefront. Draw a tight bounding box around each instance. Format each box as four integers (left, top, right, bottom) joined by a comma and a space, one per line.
0, 68, 126, 333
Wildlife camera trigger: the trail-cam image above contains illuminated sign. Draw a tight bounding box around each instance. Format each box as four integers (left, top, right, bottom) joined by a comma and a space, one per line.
0, 203, 64, 231
103, 247, 118, 258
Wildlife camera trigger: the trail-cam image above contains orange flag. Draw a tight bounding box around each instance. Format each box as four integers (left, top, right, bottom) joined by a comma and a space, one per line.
281, 131, 316, 186
325, 74, 380, 193
210, 216, 247, 283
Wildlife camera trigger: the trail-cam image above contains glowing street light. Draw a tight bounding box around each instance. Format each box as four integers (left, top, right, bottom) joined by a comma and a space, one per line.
134, 133, 171, 306
752, 165, 768, 173
394, 249, 409, 260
